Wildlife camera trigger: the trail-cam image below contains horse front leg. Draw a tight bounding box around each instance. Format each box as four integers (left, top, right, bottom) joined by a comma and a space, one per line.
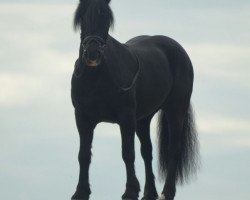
72, 109, 96, 200
119, 109, 140, 200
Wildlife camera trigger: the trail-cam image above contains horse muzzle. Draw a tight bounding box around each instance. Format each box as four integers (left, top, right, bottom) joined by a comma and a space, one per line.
85, 59, 101, 67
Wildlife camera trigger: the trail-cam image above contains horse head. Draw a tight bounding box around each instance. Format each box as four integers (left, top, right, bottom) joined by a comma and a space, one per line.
74, 0, 114, 67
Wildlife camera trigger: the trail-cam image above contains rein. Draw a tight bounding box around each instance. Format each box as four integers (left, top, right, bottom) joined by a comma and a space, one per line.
118, 52, 141, 92
73, 40, 141, 92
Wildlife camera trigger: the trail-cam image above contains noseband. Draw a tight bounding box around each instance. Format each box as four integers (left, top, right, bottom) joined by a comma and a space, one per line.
82, 35, 106, 55
74, 35, 107, 78
74, 35, 141, 92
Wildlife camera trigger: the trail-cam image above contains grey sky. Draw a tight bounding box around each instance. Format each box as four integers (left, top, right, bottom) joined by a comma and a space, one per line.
0, 0, 250, 200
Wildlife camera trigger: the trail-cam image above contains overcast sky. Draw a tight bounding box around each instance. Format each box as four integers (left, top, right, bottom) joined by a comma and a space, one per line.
0, 0, 250, 200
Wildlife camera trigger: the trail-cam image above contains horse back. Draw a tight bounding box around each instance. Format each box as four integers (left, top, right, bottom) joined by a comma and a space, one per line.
125, 35, 194, 119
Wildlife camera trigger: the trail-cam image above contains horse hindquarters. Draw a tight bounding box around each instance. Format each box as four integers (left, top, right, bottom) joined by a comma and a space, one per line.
155, 37, 200, 199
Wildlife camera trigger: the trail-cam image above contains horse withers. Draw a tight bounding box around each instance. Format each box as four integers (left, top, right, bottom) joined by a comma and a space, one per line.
71, 0, 199, 200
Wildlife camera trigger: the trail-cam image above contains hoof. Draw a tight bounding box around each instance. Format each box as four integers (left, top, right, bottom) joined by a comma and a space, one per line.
71, 197, 88, 200
158, 194, 166, 200
142, 197, 158, 200
158, 194, 173, 200
72, 199, 88, 200
123, 199, 138, 200
71, 193, 89, 200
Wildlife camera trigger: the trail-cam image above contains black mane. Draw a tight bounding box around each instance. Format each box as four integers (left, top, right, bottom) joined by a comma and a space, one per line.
73, 0, 114, 31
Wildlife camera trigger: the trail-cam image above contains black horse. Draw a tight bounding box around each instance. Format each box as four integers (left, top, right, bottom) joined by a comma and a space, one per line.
71, 0, 199, 200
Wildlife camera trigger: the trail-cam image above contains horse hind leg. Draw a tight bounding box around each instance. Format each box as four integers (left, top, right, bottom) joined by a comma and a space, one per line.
136, 115, 158, 200
158, 100, 199, 200
159, 108, 184, 200
119, 110, 140, 200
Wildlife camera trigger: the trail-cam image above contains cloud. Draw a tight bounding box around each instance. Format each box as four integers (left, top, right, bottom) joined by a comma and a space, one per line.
1, 1, 249, 138
0, 72, 44, 106
0, 2, 250, 200
187, 43, 250, 87
0, 3, 79, 107
111, 1, 250, 45
197, 114, 250, 134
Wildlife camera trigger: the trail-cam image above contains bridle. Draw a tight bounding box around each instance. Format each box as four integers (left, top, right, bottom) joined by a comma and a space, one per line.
74, 35, 141, 92
81, 35, 107, 56
73, 35, 107, 78
118, 52, 141, 92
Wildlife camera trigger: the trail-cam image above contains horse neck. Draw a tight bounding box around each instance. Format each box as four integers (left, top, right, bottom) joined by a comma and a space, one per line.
106, 35, 128, 55
105, 35, 139, 90
107, 35, 122, 47
106, 35, 136, 67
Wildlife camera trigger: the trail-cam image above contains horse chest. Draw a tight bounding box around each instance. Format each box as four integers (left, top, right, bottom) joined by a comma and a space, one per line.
71, 78, 119, 122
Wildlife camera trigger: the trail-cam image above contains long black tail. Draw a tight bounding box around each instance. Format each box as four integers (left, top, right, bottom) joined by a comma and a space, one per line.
158, 104, 200, 184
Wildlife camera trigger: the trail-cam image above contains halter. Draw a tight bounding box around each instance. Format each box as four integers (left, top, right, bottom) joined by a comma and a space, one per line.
82, 35, 107, 54
82, 35, 105, 45
74, 36, 141, 92
118, 52, 141, 92
74, 52, 140, 92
